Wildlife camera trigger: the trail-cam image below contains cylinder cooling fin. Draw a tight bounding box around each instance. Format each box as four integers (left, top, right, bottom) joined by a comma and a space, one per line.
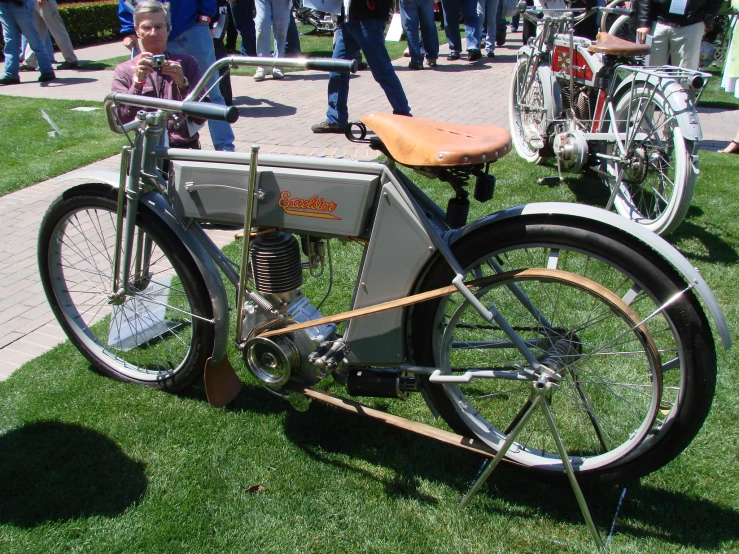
250, 232, 303, 293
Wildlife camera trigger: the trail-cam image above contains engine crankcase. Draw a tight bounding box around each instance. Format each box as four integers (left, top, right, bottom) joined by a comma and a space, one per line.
553, 129, 589, 172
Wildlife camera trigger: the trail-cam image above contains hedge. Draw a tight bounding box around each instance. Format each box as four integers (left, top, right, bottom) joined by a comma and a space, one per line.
1, 0, 119, 58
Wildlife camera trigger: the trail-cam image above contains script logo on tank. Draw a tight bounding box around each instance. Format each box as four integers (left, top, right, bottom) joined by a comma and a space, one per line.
278, 191, 342, 220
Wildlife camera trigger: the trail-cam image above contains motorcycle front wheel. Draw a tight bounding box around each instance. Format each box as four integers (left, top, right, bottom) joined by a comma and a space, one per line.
38, 184, 215, 392
509, 56, 548, 164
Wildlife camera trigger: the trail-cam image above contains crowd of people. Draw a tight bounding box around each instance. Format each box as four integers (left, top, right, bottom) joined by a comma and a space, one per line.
0, 0, 737, 148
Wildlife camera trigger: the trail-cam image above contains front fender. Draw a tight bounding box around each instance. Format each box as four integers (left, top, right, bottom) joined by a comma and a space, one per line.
449, 202, 731, 349
54, 171, 231, 362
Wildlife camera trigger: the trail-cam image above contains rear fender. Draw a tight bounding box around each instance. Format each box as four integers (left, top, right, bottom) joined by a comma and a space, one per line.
449, 202, 731, 349
611, 74, 702, 142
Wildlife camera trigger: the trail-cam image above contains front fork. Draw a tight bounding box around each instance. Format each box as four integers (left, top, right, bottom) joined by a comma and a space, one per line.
110, 111, 165, 302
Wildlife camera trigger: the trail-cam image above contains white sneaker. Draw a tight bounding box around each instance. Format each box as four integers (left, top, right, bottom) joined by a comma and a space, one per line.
254, 67, 266, 81
272, 68, 284, 80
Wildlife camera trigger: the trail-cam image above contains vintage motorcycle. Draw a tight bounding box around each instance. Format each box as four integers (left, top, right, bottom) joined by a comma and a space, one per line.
510, 3, 711, 235
37, 56, 728, 501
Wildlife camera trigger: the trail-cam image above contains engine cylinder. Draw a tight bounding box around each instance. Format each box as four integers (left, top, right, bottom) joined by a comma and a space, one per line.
250, 232, 303, 293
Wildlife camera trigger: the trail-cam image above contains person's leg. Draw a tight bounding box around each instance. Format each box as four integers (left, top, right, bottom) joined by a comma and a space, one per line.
325, 23, 359, 126
495, 0, 505, 44
12, 0, 53, 74
167, 25, 236, 151
254, 0, 273, 59
400, 0, 423, 66
478, 0, 497, 54
671, 21, 703, 70
285, 10, 301, 56
213, 13, 233, 105
230, 0, 257, 56
719, 126, 739, 153
38, 0, 77, 63
226, 2, 238, 51
271, 0, 291, 59
440, 0, 461, 55
511, 13, 519, 32
648, 21, 670, 67
0, 4, 23, 79
461, 0, 480, 52
23, 28, 54, 69
418, 0, 439, 62
476, 0, 487, 51
352, 18, 411, 116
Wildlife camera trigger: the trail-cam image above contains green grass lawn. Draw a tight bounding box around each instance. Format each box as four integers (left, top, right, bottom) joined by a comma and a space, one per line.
1, 146, 738, 552
697, 67, 739, 111
0, 97, 124, 197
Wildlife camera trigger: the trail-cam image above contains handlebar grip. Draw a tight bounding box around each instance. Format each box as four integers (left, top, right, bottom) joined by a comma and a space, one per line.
181, 101, 240, 123
305, 58, 358, 73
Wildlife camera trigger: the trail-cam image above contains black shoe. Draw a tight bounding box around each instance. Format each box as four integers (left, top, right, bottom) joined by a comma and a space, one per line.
408, 61, 424, 70
0, 75, 20, 86
467, 49, 482, 61
487, 51, 495, 58
311, 121, 344, 134
57, 61, 79, 70
38, 71, 56, 82
496, 30, 506, 46
447, 51, 460, 61
425, 57, 438, 67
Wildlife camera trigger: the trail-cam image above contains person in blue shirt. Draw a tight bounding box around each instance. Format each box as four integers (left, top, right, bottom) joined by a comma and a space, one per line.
119, 0, 236, 151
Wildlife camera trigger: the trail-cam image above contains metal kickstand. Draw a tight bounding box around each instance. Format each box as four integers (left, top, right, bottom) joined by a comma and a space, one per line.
460, 378, 605, 550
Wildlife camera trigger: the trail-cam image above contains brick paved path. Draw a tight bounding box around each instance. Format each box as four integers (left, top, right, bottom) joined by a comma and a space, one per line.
0, 35, 736, 378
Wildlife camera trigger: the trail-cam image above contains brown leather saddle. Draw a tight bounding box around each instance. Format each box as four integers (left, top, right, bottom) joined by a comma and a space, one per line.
588, 32, 651, 57
359, 113, 512, 168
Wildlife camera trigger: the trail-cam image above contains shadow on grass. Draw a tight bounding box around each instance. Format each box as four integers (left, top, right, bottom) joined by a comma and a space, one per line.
670, 215, 739, 264
0, 421, 147, 528
280, 398, 739, 549
282, 398, 477, 504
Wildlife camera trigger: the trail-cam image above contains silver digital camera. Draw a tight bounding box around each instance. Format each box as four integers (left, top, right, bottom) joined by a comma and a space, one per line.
148, 54, 166, 67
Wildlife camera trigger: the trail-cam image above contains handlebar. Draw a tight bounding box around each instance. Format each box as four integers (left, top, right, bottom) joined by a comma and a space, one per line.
104, 56, 357, 134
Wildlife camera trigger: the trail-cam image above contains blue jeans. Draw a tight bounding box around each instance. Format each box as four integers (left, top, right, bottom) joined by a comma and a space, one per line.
440, 0, 480, 53
284, 11, 301, 56
229, 0, 257, 56
477, 0, 499, 54
400, 0, 439, 65
168, 24, 236, 151
326, 18, 410, 127
255, 0, 291, 61
0, 0, 54, 78
21, 32, 55, 67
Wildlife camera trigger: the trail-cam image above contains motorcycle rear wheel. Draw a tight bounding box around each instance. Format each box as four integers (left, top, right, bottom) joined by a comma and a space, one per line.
410, 215, 716, 484
603, 84, 695, 236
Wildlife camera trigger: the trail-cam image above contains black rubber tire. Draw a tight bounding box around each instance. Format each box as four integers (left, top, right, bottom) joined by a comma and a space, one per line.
409, 214, 716, 484
38, 183, 215, 392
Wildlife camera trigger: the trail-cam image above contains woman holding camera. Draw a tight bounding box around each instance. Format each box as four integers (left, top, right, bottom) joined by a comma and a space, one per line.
111, 1, 204, 148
